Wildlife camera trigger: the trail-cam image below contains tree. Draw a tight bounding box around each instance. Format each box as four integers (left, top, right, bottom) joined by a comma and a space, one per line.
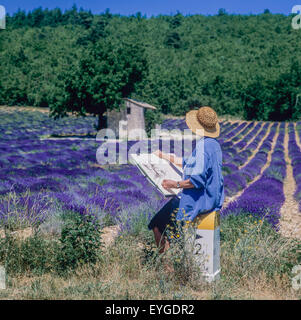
76, 14, 110, 45
11, 9, 27, 28
218, 8, 228, 16
63, 4, 79, 25
164, 31, 182, 49
78, 8, 93, 29
3, 8, 301, 122
31, 7, 45, 27
50, 37, 148, 130
170, 12, 183, 29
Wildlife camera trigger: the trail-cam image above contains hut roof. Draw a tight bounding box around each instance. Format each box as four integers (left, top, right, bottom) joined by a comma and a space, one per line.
124, 98, 157, 110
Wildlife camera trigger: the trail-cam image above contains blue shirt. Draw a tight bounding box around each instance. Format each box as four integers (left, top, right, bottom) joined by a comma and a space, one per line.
176, 137, 224, 221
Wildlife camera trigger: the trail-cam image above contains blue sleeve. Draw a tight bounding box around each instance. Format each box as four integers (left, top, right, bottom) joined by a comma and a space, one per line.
188, 152, 209, 190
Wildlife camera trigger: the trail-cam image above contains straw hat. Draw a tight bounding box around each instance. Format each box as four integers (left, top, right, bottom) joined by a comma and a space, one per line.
185, 106, 220, 138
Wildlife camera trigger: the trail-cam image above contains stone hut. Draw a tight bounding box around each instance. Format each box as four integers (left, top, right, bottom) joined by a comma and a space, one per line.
106, 98, 156, 140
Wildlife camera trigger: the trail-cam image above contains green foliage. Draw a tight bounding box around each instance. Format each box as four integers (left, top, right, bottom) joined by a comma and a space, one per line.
220, 213, 300, 280
0, 208, 299, 299
222, 166, 232, 175
0, 212, 103, 278
144, 108, 163, 136
0, 212, 103, 277
49, 32, 148, 129
0, 233, 59, 276
56, 213, 103, 274
218, 8, 228, 16
164, 31, 182, 49
1, 8, 301, 122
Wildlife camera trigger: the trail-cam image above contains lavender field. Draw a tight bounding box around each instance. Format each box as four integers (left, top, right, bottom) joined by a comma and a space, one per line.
0, 107, 301, 235
0, 107, 301, 300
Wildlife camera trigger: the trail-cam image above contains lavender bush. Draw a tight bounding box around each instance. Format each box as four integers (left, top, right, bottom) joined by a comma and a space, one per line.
222, 123, 286, 229
288, 123, 301, 211
0, 108, 295, 232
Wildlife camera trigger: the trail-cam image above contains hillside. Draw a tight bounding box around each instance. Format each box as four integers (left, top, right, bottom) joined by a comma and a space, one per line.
0, 8, 300, 122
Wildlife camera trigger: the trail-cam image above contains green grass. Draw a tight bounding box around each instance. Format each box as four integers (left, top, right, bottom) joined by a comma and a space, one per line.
0, 209, 300, 300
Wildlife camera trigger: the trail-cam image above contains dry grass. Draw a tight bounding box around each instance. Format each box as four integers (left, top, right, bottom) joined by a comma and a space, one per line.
0, 213, 300, 300
0, 187, 299, 300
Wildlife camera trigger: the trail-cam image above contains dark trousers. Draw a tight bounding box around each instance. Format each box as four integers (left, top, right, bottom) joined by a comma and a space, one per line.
148, 196, 181, 236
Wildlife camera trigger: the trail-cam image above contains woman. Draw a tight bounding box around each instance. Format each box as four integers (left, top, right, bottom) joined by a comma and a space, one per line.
148, 106, 224, 254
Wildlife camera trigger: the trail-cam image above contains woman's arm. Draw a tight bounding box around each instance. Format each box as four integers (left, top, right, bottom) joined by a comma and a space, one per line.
154, 150, 183, 168
162, 179, 195, 190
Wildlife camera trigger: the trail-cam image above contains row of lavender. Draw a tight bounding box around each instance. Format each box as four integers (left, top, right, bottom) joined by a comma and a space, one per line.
101, 120, 264, 182
221, 122, 267, 167
222, 123, 286, 229
0, 110, 165, 227
0, 151, 165, 228
0, 118, 258, 197
219, 122, 248, 143
160, 119, 256, 161
99, 120, 243, 163
0, 109, 98, 141
230, 123, 269, 167
0, 108, 276, 230
223, 123, 278, 197
0, 116, 251, 231
297, 122, 301, 211
0, 112, 239, 227
161, 118, 232, 133
288, 123, 301, 212
221, 122, 253, 163
161, 118, 240, 139
0, 137, 164, 212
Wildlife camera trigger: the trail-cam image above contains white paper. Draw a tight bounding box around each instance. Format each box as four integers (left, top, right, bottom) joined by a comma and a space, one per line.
130, 153, 183, 197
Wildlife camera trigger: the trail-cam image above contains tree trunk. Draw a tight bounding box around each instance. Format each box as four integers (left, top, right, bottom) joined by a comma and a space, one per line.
97, 113, 107, 131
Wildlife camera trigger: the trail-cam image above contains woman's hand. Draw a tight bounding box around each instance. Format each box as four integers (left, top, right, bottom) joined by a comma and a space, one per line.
154, 150, 182, 168
154, 150, 167, 160
154, 150, 173, 162
162, 179, 177, 190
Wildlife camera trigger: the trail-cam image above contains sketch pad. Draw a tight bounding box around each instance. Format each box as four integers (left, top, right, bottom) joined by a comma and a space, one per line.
130, 153, 183, 197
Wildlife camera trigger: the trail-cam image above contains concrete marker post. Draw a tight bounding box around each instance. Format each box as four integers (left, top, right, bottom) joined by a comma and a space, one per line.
185, 211, 221, 282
